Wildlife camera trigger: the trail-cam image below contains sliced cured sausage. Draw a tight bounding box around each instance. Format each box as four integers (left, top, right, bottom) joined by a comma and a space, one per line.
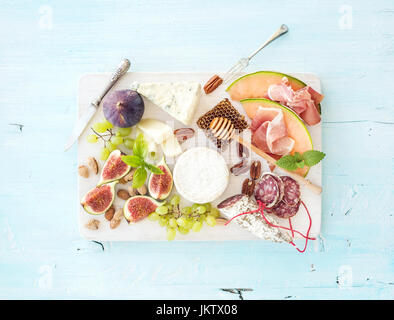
267, 199, 300, 219
254, 173, 282, 208
280, 176, 301, 207
217, 194, 244, 209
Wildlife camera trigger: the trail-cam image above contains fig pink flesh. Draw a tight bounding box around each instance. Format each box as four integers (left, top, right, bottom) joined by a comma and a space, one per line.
84, 185, 113, 212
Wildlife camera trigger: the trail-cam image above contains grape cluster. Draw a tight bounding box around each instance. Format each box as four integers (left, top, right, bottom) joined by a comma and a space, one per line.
86, 120, 135, 160
148, 195, 220, 240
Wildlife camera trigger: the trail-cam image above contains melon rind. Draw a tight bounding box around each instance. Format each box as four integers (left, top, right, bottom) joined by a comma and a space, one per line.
226, 71, 321, 113
81, 181, 117, 215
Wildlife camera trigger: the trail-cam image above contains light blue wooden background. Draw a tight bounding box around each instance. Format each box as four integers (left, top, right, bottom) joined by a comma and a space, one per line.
0, 0, 393, 299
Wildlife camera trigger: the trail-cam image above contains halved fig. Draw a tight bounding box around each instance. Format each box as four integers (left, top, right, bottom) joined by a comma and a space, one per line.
81, 181, 117, 215
123, 195, 162, 223
98, 150, 131, 186
148, 157, 173, 200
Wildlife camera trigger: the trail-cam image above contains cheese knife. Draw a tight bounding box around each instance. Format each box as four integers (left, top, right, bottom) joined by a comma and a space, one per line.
64, 58, 131, 151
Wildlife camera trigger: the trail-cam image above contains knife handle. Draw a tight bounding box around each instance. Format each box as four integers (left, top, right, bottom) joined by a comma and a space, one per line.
92, 58, 131, 107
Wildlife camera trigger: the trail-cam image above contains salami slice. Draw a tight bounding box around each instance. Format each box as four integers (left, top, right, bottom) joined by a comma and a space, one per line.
269, 199, 300, 219
254, 173, 281, 208
217, 194, 244, 209
280, 176, 301, 207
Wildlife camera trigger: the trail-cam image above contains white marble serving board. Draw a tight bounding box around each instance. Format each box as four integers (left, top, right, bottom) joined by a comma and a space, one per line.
77, 72, 322, 241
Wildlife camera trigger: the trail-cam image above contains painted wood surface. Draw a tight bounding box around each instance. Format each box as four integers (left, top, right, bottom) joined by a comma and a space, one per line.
0, 0, 393, 299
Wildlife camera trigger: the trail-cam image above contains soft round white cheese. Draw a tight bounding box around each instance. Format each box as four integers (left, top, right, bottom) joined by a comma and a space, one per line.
173, 147, 229, 204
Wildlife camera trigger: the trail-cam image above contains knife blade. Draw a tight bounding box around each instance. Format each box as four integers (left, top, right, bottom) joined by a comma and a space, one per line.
64, 58, 131, 151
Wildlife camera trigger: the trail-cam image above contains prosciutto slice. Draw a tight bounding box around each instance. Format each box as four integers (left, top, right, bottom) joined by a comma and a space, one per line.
251, 107, 295, 156
267, 77, 323, 126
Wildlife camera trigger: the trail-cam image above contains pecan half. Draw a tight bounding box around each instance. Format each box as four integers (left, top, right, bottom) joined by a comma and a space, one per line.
203, 75, 223, 94
237, 142, 249, 158
241, 178, 255, 197
230, 159, 250, 176
250, 160, 262, 180
174, 128, 195, 143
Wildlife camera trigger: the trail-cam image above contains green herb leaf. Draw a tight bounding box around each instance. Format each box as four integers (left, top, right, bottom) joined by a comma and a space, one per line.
296, 160, 305, 168
294, 152, 303, 162
132, 167, 147, 188
276, 155, 298, 171
121, 155, 144, 168
303, 150, 326, 167
144, 162, 164, 175
133, 133, 147, 159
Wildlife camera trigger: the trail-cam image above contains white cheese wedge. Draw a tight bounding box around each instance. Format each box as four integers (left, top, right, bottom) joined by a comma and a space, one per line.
131, 81, 201, 125
137, 119, 173, 144
173, 147, 229, 203
161, 134, 182, 158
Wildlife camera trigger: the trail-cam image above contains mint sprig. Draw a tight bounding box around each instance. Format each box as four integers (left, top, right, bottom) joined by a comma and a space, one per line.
276, 150, 325, 171
121, 133, 163, 188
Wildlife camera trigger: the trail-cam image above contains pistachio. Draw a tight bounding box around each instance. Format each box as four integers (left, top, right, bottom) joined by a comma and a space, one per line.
85, 219, 100, 230
87, 157, 99, 175
137, 185, 147, 195
78, 165, 89, 178
117, 189, 130, 200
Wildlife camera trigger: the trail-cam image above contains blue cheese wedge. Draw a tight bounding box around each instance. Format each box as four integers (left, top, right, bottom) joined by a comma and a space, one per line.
131, 81, 201, 125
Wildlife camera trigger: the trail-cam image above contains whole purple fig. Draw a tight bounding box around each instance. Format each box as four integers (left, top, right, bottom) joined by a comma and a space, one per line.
103, 90, 144, 128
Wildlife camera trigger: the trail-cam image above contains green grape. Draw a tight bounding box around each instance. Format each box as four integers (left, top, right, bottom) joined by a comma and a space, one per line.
148, 212, 160, 221
100, 148, 110, 160
103, 120, 113, 130
168, 218, 177, 228
203, 203, 212, 211
92, 122, 108, 133
86, 134, 98, 143
170, 195, 180, 206
181, 206, 192, 215
166, 228, 176, 241
185, 219, 194, 230
111, 136, 124, 146
116, 127, 132, 137
178, 227, 189, 235
124, 138, 135, 149
192, 221, 203, 232
192, 203, 200, 211
176, 216, 187, 227
200, 214, 207, 222
197, 205, 207, 214
206, 215, 217, 227
159, 216, 168, 227
106, 141, 116, 152
155, 205, 169, 215
210, 207, 220, 218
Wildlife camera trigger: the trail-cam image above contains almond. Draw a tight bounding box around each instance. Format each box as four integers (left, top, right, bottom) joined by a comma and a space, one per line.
215, 217, 228, 225
117, 189, 130, 200
137, 185, 147, 195
105, 205, 115, 221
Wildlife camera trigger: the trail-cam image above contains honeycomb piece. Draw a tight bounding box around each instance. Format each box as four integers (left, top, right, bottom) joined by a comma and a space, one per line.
197, 98, 248, 148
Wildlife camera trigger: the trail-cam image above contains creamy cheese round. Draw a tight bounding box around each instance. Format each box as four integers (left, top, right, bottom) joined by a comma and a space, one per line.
173, 147, 229, 204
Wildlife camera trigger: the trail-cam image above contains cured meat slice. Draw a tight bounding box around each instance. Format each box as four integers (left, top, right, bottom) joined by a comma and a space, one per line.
254, 173, 282, 208
266, 77, 323, 126
217, 194, 244, 209
268, 200, 300, 219
280, 176, 301, 207
251, 107, 295, 156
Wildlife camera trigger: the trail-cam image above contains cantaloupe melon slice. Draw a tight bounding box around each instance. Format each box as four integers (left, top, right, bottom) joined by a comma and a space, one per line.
241, 98, 313, 177
226, 71, 306, 101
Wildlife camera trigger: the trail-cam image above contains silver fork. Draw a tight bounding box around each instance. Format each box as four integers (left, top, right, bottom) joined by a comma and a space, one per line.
222, 24, 289, 85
